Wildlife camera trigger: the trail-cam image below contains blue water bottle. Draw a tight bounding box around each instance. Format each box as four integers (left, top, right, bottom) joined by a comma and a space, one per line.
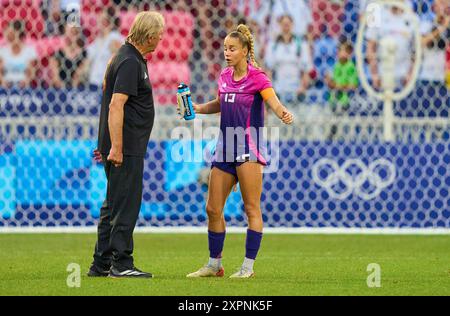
177, 83, 196, 121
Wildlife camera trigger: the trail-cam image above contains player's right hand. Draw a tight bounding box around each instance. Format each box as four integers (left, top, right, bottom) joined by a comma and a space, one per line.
93, 149, 103, 163
193, 103, 201, 114
177, 103, 201, 119
107, 147, 123, 168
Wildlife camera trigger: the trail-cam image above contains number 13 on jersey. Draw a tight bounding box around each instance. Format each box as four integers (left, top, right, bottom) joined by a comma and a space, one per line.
224, 93, 236, 103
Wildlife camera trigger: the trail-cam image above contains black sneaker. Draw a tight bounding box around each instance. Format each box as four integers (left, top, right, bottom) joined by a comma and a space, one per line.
87, 264, 110, 277
108, 266, 153, 279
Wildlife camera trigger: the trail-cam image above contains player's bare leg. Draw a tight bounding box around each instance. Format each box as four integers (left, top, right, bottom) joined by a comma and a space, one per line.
237, 162, 264, 232
230, 162, 264, 278
206, 167, 236, 233
187, 167, 236, 278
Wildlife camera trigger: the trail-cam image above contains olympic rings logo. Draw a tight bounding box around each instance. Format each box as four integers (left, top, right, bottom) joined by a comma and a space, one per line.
311, 158, 396, 201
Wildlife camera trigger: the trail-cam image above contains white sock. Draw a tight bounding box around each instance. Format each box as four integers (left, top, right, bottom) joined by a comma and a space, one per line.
208, 257, 221, 269
242, 257, 255, 271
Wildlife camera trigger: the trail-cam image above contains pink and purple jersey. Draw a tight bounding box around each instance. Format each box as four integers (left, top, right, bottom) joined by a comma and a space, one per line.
213, 64, 272, 165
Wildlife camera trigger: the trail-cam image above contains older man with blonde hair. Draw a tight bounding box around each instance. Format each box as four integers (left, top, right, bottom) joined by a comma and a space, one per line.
89, 11, 164, 279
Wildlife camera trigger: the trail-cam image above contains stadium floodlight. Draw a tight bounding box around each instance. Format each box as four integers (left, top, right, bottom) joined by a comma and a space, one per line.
355, 0, 423, 142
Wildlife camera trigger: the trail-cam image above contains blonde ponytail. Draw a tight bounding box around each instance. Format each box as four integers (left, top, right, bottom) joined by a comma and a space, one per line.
229, 24, 260, 68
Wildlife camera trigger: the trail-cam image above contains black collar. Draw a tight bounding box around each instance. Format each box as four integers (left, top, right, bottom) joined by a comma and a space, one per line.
125, 42, 146, 63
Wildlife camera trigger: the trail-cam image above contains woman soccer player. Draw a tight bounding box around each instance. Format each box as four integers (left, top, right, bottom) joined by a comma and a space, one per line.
186, 24, 294, 279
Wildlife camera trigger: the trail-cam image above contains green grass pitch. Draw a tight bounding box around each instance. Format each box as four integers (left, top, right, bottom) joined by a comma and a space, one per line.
0, 233, 449, 296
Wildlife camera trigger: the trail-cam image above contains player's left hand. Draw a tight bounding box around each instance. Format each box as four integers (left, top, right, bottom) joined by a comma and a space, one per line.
282, 110, 294, 125
192, 103, 202, 114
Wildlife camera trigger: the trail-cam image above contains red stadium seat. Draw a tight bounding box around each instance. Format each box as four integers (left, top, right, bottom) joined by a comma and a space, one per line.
120, 10, 194, 63
23, 36, 64, 87
310, 0, 344, 39
447, 45, 450, 68
28, 36, 64, 59
147, 61, 191, 88
81, 0, 109, 10
147, 61, 191, 106
76, 8, 194, 105
119, 10, 138, 37
81, 9, 102, 44
0, 0, 45, 39
117, 10, 194, 105
80, 0, 114, 43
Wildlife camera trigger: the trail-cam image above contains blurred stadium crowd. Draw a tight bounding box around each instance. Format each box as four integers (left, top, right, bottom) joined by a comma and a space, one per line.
0, 0, 448, 110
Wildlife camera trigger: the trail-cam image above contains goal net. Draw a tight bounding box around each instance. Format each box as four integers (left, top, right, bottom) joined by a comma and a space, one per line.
0, 0, 448, 230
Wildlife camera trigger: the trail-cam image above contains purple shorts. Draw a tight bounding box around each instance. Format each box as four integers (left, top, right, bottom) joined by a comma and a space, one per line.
211, 160, 265, 182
